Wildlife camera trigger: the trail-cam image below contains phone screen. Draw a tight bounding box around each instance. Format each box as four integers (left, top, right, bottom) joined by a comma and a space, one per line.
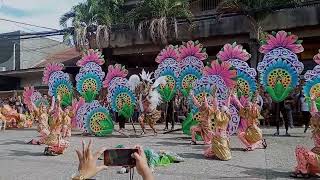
104, 148, 138, 166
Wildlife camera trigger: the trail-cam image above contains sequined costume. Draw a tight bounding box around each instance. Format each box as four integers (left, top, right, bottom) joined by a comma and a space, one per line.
204, 108, 231, 160
190, 95, 214, 145
43, 97, 70, 156
292, 97, 320, 177
233, 94, 266, 151
128, 70, 165, 135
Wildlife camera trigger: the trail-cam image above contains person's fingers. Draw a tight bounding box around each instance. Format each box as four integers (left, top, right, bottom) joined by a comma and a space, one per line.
76, 149, 83, 162
82, 140, 85, 159
97, 165, 108, 172
133, 152, 141, 161
87, 139, 93, 157
94, 147, 107, 160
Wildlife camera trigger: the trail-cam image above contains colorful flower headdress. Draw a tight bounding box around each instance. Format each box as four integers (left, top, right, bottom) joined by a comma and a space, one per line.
217, 42, 251, 61
77, 49, 105, 67
178, 40, 208, 61
259, 31, 304, 54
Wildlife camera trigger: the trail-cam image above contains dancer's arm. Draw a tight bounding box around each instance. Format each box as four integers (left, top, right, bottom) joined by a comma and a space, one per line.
310, 94, 318, 116
210, 86, 218, 112
190, 91, 201, 108
49, 98, 55, 114
231, 90, 243, 109
139, 94, 144, 112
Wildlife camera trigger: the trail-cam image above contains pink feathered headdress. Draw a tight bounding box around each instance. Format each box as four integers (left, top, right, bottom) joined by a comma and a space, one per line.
259, 31, 304, 54
103, 64, 128, 88
203, 60, 237, 89
217, 42, 251, 61
155, 45, 179, 64
23, 86, 34, 111
77, 49, 105, 67
178, 40, 208, 61
42, 63, 64, 84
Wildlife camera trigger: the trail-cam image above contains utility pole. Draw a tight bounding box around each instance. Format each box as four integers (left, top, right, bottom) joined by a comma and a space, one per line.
13, 43, 16, 70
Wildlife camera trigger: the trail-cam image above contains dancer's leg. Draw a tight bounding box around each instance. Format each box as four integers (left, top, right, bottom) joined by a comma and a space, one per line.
204, 146, 215, 158
191, 125, 201, 144
303, 111, 311, 133
138, 115, 145, 134
237, 130, 251, 149
295, 145, 319, 174
250, 139, 266, 150
149, 121, 157, 135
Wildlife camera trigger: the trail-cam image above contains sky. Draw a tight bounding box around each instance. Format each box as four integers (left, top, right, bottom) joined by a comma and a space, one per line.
0, 0, 85, 41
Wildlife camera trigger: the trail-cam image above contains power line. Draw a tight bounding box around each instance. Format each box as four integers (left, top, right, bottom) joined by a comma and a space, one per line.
0, 18, 58, 31
14, 23, 63, 42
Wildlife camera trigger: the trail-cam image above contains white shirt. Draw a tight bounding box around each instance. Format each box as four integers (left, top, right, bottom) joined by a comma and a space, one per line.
257, 95, 263, 110
300, 96, 309, 111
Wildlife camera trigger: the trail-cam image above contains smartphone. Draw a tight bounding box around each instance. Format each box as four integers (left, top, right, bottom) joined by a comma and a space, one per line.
104, 148, 138, 167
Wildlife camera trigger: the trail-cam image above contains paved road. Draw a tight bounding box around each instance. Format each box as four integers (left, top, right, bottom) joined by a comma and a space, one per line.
0, 125, 315, 180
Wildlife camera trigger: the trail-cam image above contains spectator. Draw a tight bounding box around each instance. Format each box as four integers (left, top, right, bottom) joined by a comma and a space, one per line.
72, 140, 154, 180
298, 92, 311, 133
261, 92, 272, 126
284, 94, 295, 128
274, 101, 290, 136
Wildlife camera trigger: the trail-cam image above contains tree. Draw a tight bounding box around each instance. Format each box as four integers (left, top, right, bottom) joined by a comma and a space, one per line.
60, 0, 125, 48
127, 0, 193, 44
215, 0, 303, 39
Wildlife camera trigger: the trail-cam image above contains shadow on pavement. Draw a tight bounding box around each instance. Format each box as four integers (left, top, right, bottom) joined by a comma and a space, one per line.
0, 140, 27, 146
7, 150, 43, 157
156, 141, 190, 147
227, 164, 291, 179
264, 134, 304, 138
230, 147, 245, 152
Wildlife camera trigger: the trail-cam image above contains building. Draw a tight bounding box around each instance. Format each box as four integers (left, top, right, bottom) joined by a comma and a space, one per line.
86, 0, 320, 74
0, 31, 80, 91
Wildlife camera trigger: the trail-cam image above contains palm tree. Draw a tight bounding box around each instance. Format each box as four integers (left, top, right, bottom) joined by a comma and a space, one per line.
128, 0, 193, 44
60, 0, 125, 48
215, 0, 303, 39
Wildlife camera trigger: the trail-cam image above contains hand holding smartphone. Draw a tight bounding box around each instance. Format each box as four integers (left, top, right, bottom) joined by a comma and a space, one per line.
104, 148, 138, 167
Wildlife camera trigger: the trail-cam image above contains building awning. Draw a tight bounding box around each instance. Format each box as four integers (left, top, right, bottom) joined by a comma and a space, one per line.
34, 47, 81, 67
0, 67, 44, 78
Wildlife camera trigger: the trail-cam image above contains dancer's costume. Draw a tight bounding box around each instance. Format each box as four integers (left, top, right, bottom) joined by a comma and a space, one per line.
42, 63, 73, 155
76, 49, 114, 136
217, 42, 256, 135
232, 95, 266, 150
128, 70, 165, 135
203, 94, 232, 161
258, 31, 304, 136
176, 41, 207, 136
293, 98, 320, 176
189, 58, 236, 144
190, 94, 215, 145
292, 51, 320, 177
154, 45, 180, 130
23, 87, 50, 144
103, 64, 135, 132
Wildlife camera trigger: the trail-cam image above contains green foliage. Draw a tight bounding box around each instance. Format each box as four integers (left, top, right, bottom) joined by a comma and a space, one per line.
158, 84, 176, 103
306, 97, 320, 111
61, 92, 73, 107
127, 0, 192, 25
95, 114, 114, 136
60, 0, 125, 28
119, 103, 134, 120
182, 112, 202, 140
180, 85, 192, 97
81, 90, 97, 103
266, 82, 293, 102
